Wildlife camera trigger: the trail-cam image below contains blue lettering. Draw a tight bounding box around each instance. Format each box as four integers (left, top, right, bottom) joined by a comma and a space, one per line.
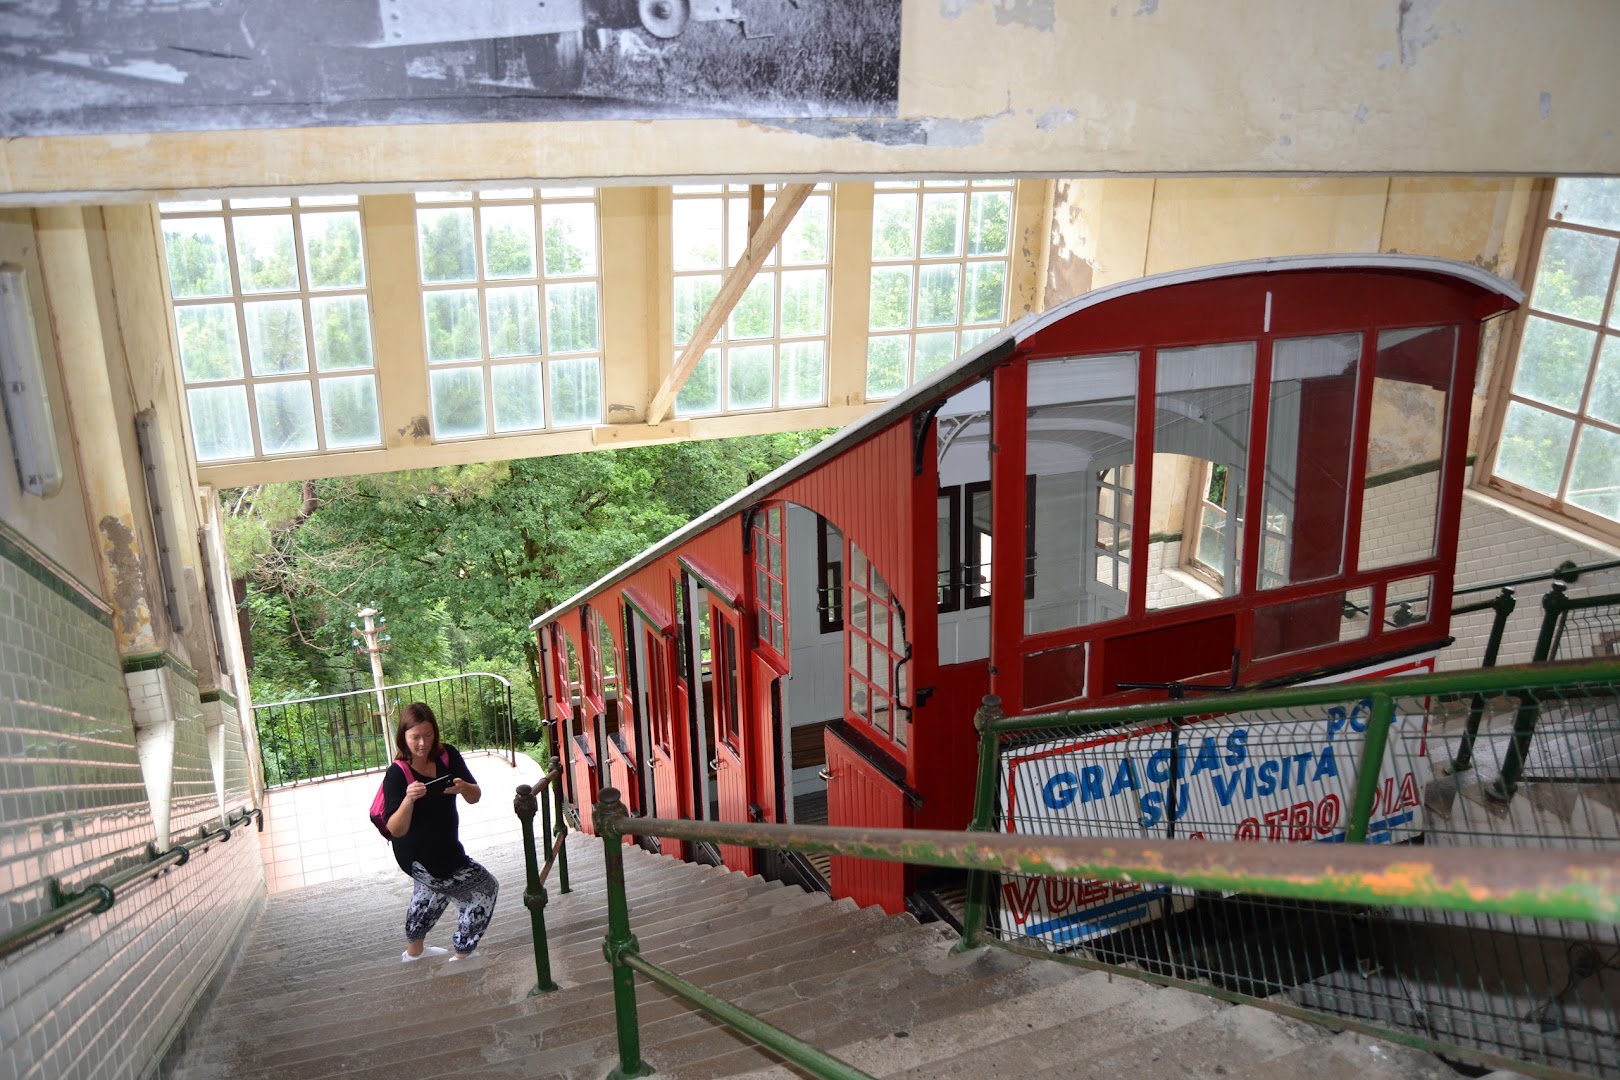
1225, 728, 1249, 765
1079, 765, 1105, 804
1110, 757, 1142, 796
1312, 744, 1339, 782
1190, 736, 1222, 778
1326, 706, 1348, 741
1212, 768, 1243, 808
1043, 772, 1078, 810
1139, 790, 1162, 828
1257, 759, 1279, 797
1146, 748, 1173, 784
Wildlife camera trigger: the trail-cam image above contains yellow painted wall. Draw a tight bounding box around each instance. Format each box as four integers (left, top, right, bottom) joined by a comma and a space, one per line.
2, 1, 1616, 203
0, 211, 102, 592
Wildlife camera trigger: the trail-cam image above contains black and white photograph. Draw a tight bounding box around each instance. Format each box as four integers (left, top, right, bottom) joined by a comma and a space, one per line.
0, 0, 902, 136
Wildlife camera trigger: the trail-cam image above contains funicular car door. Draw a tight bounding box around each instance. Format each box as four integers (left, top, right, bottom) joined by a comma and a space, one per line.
562, 631, 600, 835
751, 651, 787, 826
602, 609, 640, 816
823, 727, 909, 914
710, 605, 754, 873
643, 623, 689, 859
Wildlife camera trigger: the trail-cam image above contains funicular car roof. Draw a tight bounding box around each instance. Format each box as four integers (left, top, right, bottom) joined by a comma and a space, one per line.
532, 253, 1522, 630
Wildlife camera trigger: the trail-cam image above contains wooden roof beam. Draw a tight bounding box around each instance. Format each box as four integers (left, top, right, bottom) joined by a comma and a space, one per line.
646, 183, 814, 426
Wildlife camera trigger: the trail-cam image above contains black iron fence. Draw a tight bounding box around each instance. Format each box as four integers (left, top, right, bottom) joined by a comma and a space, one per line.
253, 673, 515, 787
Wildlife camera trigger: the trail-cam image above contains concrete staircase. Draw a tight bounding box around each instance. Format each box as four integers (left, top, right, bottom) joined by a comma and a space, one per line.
169, 836, 1498, 1079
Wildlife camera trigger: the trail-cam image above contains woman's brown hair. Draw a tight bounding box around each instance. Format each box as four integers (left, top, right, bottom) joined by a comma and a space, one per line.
394, 701, 441, 761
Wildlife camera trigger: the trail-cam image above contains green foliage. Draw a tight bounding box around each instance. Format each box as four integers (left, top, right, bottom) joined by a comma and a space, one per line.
227, 433, 833, 710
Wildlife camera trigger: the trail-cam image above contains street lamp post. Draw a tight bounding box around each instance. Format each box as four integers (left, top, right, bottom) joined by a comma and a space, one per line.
351, 606, 391, 755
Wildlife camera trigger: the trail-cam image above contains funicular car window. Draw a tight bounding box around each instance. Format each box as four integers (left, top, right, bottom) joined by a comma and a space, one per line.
1148, 342, 1255, 611
1023, 352, 1137, 635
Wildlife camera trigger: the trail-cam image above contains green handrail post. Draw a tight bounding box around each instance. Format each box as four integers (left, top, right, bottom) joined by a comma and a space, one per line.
956, 694, 1005, 953
1451, 586, 1516, 774
552, 764, 571, 894
1344, 693, 1395, 844
513, 783, 557, 996
595, 787, 653, 1080
1492, 582, 1571, 800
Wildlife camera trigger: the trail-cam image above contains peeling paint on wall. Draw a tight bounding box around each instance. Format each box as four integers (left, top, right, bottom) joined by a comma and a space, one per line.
1540, 92, 1552, 120
1397, 0, 1442, 71
100, 514, 153, 641
763, 112, 1007, 148
1035, 107, 1078, 131
1135, 0, 1159, 15
940, 0, 1056, 30
399, 415, 431, 441
1355, 104, 1371, 124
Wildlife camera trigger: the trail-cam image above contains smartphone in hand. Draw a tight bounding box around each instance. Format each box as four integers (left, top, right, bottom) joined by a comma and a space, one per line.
423, 774, 453, 789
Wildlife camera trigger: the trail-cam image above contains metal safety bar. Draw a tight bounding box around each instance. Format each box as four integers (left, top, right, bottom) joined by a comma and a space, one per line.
512, 764, 571, 997
590, 779, 1619, 1080
960, 658, 1620, 1079
0, 805, 262, 963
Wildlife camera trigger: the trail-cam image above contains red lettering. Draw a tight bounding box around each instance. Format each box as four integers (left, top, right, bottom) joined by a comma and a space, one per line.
1044, 877, 1075, 913
1399, 772, 1420, 810
1315, 793, 1342, 835
1236, 818, 1261, 841
1288, 801, 1313, 841
1001, 877, 1040, 923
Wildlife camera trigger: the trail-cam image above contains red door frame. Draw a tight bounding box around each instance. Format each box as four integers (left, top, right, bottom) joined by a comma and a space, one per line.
710, 604, 754, 873
824, 726, 909, 913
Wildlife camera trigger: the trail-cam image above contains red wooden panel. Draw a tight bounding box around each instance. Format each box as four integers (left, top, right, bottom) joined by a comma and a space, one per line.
778, 423, 915, 634
750, 651, 786, 824
825, 730, 909, 914
711, 607, 753, 873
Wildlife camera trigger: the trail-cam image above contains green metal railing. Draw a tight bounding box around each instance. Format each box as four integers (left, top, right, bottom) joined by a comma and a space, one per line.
512, 763, 571, 996
960, 659, 1620, 1079
589, 784, 1620, 1080
253, 672, 515, 787
0, 805, 263, 963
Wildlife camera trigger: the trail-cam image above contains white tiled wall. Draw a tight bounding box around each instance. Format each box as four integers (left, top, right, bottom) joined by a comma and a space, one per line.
1449, 485, 1620, 670
0, 547, 265, 1080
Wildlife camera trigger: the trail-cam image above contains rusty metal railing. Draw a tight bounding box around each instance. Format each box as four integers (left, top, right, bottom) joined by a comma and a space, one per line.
511, 763, 570, 996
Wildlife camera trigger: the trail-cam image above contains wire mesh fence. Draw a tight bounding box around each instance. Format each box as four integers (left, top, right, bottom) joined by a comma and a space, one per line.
979, 666, 1620, 1078
253, 673, 515, 787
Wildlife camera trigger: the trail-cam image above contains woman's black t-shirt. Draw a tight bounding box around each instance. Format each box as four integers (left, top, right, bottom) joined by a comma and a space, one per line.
381, 744, 478, 878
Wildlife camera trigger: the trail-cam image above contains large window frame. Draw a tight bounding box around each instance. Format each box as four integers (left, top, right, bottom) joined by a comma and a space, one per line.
669, 183, 832, 418
415, 187, 604, 439
865, 178, 1017, 399
160, 195, 380, 463
1481, 178, 1620, 541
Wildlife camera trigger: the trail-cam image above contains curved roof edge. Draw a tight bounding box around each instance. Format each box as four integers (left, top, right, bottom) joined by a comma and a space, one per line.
533, 253, 1521, 630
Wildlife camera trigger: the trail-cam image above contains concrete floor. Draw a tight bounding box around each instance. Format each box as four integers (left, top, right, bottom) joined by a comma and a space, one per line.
257, 750, 547, 893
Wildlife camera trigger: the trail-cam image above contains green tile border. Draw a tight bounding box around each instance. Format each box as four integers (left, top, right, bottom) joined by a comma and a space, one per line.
199, 688, 238, 709
0, 521, 113, 626
122, 650, 200, 688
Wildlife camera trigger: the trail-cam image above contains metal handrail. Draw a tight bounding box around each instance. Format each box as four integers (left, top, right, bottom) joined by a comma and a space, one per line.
987, 659, 1620, 738
1452, 557, 1620, 598
589, 788, 1619, 1080
0, 805, 262, 963
512, 764, 570, 997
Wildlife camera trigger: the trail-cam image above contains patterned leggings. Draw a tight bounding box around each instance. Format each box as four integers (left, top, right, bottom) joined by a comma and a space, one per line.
404, 860, 499, 955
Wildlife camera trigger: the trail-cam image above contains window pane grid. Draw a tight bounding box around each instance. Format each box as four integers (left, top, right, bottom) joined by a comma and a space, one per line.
416, 189, 603, 437
866, 179, 1015, 400
1490, 179, 1620, 527
846, 542, 907, 749
162, 201, 379, 462
672, 187, 831, 417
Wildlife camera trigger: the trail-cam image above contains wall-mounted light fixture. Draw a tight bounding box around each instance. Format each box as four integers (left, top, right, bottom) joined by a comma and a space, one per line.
0, 262, 63, 497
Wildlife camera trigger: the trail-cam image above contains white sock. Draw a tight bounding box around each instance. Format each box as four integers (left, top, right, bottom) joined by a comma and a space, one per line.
402, 946, 449, 962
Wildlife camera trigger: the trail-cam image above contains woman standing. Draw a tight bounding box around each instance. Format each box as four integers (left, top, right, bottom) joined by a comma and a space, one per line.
382, 701, 499, 962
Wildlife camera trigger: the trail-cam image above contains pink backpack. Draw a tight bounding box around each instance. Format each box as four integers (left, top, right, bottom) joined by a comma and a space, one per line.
369, 750, 449, 840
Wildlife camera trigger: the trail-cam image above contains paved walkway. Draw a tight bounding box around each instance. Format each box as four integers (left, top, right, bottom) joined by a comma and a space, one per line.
258, 750, 547, 893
